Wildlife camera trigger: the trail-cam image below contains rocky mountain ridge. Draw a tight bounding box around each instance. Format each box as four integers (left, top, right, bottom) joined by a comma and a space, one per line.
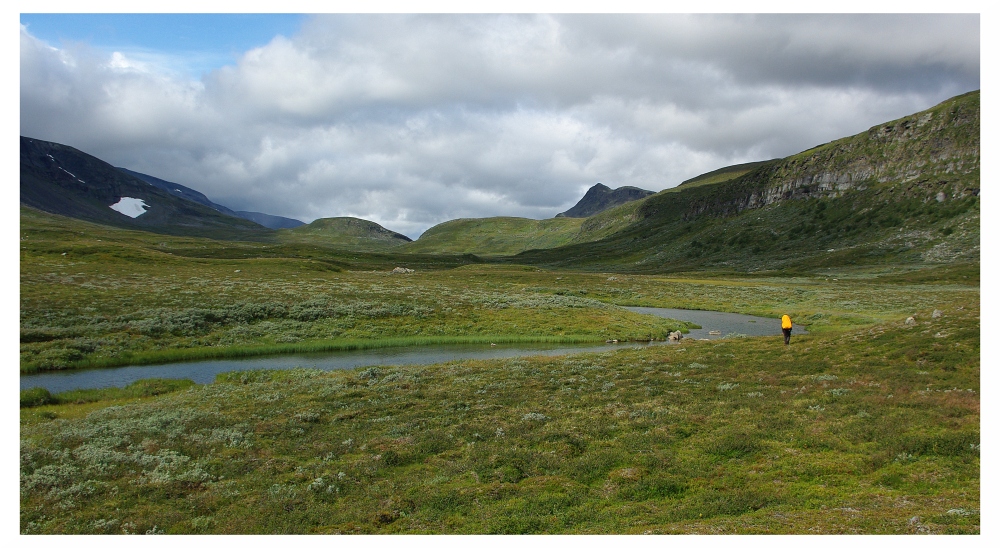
118, 168, 305, 229
555, 183, 654, 218
19, 137, 271, 239
515, 90, 979, 272
674, 91, 979, 221
19, 90, 979, 271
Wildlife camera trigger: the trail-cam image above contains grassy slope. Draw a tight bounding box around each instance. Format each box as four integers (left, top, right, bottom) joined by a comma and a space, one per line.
401, 193, 666, 256
275, 217, 412, 250
21, 296, 979, 534
399, 92, 978, 266
675, 159, 776, 189
402, 216, 587, 255
397, 157, 767, 256
515, 91, 980, 273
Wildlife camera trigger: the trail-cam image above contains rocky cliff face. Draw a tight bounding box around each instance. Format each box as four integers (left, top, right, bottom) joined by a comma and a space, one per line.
518, 91, 979, 272
675, 91, 979, 221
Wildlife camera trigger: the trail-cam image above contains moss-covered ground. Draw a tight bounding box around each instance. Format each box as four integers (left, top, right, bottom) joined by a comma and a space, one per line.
21, 298, 978, 534
19, 208, 979, 534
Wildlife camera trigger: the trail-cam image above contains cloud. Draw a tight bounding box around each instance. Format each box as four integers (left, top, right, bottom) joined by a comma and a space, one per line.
19, 14, 979, 238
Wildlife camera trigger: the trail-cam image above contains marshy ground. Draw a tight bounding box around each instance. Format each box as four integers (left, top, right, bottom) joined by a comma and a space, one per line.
20, 211, 979, 534
21, 298, 979, 534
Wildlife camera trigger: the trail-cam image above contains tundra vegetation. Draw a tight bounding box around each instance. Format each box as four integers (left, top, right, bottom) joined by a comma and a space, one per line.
21, 291, 979, 533
20, 206, 979, 533
20, 92, 979, 534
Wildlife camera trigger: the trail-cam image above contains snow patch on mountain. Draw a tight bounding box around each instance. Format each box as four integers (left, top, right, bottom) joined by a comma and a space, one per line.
109, 197, 149, 218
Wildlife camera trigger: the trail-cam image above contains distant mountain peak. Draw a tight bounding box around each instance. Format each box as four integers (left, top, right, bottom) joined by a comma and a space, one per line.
556, 183, 654, 218
20, 136, 271, 238
117, 167, 305, 229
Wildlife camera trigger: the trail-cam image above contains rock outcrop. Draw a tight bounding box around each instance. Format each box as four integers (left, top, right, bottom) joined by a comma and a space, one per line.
676, 91, 980, 222
557, 183, 654, 218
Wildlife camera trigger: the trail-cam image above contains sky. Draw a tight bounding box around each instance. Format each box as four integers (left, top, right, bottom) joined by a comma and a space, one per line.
19, 10, 981, 239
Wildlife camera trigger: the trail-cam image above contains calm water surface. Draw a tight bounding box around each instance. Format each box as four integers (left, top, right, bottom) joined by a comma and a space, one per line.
21, 307, 806, 394
624, 307, 807, 339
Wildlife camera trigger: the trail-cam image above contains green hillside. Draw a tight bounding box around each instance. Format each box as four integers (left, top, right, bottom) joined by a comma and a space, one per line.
401, 190, 666, 256
400, 92, 979, 265
676, 159, 777, 189
402, 216, 587, 256
277, 217, 412, 250
516, 91, 980, 273
19, 92, 980, 534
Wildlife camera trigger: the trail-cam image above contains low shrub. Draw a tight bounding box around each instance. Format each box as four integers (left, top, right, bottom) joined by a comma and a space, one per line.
20, 387, 53, 408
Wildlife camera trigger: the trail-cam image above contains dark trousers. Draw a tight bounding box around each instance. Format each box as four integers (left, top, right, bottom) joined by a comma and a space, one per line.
782, 328, 791, 345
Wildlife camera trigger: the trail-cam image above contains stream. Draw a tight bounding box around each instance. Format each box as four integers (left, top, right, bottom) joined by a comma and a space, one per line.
21, 307, 805, 394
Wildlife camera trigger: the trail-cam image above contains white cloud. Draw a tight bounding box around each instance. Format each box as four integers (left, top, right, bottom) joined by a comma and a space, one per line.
19, 14, 980, 239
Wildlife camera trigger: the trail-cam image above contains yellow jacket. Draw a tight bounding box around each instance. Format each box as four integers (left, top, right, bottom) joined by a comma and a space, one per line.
781, 315, 792, 329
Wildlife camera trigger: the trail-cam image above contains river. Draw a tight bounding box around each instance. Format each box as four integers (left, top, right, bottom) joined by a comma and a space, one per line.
21, 307, 805, 394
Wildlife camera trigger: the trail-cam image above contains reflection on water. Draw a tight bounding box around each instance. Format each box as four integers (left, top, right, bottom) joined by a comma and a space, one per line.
20, 341, 658, 394
624, 307, 807, 339
21, 307, 806, 394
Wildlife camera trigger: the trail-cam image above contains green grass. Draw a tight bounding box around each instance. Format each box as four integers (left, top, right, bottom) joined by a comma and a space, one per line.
21, 210, 700, 373
18, 207, 979, 534
20, 299, 979, 533
18, 91, 979, 535
21, 206, 978, 372
23, 210, 977, 373
402, 216, 587, 255
675, 159, 776, 189
275, 217, 411, 250
22, 378, 197, 408
30, 335, 639, 372
513, 91, 979, 273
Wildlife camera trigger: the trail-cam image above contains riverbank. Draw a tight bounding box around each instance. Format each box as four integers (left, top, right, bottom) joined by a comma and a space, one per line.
20, 301, 979, 533
21, 334, 624, 375
22, 259, 974, 374
21, 338, 665, 394
23, 307, 814, 394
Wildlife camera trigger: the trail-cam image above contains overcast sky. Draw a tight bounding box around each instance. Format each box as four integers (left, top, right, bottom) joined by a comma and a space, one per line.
19, 13, 980, 238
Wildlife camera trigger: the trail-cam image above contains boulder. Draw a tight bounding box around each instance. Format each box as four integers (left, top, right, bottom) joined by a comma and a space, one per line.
932, 309, 943, 319
667, 331, 683, 341
391, 267, 414, 274
905, 316, 917, 326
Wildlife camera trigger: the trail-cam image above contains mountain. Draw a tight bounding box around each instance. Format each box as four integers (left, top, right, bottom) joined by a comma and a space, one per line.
232, 211, 304, 230
118, 168, 305, 229
677, 160, 777, 188
396, 182, 658, 256
278, 217, 412, 249
515, 90, 980, 272
20, 137, 272, 239
20, 90, 979, 271
556, 183, 655, 218
402, 217, 586, 256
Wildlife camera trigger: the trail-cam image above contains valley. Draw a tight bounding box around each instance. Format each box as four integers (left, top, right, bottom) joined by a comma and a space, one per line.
19, 91, 980, 534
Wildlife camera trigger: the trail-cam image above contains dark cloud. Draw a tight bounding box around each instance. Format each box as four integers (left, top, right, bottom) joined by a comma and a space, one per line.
19, 14, 979, 238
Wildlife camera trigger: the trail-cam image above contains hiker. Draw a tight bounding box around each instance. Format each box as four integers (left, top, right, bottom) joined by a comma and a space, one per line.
781, 314, 792, 345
